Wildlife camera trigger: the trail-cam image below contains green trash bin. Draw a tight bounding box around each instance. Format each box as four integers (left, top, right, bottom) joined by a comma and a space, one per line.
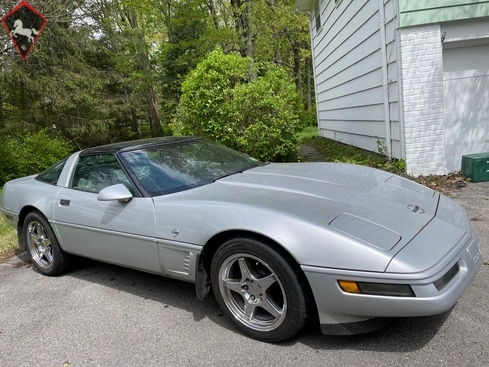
461, 152, 489, 182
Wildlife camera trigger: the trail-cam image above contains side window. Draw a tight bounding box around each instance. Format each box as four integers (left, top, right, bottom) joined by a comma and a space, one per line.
36, 158, 68, 185
71, 154, 136, 195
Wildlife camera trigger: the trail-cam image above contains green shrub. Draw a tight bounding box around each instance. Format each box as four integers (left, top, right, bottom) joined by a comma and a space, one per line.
0, 130, 73, 185
232, 67, 302, 161
171, 50, 249, 147
172, 51, 302, 161
299, 107, 317, 128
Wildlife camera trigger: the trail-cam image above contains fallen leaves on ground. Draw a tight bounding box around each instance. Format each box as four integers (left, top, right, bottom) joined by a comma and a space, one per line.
414, 173, 468, 194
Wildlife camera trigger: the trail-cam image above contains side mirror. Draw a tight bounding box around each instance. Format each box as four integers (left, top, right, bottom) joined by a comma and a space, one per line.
97, 184, 133, 203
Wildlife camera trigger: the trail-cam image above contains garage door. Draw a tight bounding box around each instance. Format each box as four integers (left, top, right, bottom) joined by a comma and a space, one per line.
443, 43, 489, 172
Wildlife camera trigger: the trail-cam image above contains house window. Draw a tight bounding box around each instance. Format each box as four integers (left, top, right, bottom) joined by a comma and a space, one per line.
314, 1, 321, 32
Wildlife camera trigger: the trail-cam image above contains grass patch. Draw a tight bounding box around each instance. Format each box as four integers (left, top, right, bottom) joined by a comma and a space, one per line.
301, 136, 467, 192
299, 126, 318, 141
304, 136, 406, 175
0, 188, 19, 262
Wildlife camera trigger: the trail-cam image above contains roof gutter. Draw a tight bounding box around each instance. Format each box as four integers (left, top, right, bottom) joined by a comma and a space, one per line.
294, 0, 313, 14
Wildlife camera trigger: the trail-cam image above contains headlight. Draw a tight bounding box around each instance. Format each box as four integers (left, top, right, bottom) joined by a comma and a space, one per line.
433, 262, 460, 291
338, 280, 415, 297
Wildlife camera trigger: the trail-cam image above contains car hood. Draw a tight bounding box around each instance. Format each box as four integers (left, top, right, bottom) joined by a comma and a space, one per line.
218, 162, 439, 244
156, 162, 448, 272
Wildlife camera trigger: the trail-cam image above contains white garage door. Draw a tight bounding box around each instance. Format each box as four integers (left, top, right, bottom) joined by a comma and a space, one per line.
443, 43, 489, 172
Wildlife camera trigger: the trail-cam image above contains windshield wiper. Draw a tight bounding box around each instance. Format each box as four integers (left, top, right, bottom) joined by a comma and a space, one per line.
212, 162, 268, 182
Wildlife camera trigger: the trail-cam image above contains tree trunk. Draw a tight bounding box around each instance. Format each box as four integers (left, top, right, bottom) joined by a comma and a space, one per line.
293, 42, 302, 96
306, 56, 312, 111
147, 86, 160, 137
231, 0, 253, 58
0, 91, 4, 125
245, 1, 253, 58
125, 85, 141, 137
246, 1, 255, 80
126, 9, 162, 137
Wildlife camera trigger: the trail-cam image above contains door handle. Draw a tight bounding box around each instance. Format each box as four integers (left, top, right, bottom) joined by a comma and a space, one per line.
60, 199, 70, 206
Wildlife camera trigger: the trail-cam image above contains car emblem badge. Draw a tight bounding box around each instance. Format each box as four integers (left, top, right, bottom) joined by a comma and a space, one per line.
407, 205, 425, 214
473, 249, 482, 263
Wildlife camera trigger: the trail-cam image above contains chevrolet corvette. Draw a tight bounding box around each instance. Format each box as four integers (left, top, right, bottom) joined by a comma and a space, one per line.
0, 137, 482, 342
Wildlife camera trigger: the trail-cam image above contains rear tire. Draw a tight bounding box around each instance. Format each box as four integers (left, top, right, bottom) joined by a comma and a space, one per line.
211, 237, 309, 342
23, 211, 70, 276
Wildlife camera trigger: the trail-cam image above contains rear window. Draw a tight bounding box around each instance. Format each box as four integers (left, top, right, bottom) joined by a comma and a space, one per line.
35, 158, 68, 185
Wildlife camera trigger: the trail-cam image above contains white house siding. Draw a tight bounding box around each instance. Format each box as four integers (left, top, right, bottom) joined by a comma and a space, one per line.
311, 0, 401, 158
399, 24, 447, 176
441, 18, 489, 172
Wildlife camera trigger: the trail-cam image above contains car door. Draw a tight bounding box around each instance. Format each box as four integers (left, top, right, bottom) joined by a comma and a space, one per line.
52, 153, 160, 274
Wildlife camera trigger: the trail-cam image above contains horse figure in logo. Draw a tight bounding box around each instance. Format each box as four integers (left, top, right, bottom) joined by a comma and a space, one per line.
10, 19, 39, 43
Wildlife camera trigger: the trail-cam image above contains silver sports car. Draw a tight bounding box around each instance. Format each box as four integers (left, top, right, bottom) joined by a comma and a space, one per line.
0, 137, 482, 342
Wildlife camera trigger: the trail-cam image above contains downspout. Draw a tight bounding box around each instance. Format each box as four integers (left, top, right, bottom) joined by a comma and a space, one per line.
309, 16, 320, 138
395, 1, 406, 162
378, 0, 392, 158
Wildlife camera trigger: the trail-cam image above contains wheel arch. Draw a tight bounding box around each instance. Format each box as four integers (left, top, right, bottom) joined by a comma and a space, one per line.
21, 207, 71, 275
198, 229, 318, 319
17, 205, 44, 251
201, 230, 293, 275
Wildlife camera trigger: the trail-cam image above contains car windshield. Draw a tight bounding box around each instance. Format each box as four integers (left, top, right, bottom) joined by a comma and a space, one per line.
119, 139, 264, 196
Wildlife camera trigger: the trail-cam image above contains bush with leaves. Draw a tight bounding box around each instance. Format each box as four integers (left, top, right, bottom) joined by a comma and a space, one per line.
172, 51, 302, 161
0, 130, 73, 185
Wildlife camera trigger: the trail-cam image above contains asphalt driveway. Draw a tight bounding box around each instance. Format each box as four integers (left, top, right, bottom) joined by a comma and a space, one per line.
1, 181, 488, 367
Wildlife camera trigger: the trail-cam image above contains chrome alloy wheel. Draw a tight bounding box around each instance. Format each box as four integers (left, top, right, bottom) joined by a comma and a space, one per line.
26, 220, 54, 269
218, 253, 287, 332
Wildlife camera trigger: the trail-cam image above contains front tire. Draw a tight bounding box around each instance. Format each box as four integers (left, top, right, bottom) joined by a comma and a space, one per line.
24, 211, 70, 276
211, 237, 309, 342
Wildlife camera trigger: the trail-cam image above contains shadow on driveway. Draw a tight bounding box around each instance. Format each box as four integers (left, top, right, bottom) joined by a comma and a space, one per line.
7, 254, 450, 352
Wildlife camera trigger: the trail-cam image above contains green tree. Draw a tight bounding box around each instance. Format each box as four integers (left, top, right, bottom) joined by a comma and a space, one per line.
1, 0, 125, 147
1, 0, 314, 152
0, 130, 73, 185
118, 0, 163, 137
1, 0, 170, 145
157, 0, 217, 120
205, 0, 313, 105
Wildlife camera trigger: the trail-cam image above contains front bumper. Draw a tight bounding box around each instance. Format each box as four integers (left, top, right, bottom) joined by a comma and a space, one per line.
302, 229, 482, 334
